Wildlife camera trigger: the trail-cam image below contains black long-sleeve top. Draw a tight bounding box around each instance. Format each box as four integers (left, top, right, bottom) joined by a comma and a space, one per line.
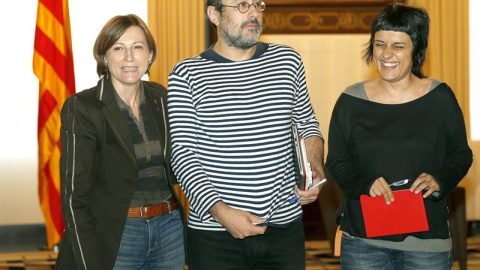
326, 81, 472, 241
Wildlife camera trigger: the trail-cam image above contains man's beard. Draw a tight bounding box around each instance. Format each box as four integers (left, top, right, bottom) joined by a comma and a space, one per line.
220, 19, 262, 50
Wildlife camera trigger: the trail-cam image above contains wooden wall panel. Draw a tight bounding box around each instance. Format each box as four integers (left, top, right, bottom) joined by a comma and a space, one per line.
262, 0, 404, 34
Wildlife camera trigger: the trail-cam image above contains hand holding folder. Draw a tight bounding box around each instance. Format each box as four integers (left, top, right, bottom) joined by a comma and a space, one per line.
291, 124, 312, 191
360, 190, 429, 238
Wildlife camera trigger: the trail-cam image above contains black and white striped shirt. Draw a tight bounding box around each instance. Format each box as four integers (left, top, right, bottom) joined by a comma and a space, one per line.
167, 42, 322, 230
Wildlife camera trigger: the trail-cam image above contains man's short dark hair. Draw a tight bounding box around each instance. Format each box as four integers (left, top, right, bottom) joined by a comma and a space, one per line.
206, 0, 223, 11
205, 0, 224, 30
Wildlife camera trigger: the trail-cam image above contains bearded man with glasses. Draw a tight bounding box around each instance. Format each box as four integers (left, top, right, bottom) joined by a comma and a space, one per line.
167, 1, 326, 269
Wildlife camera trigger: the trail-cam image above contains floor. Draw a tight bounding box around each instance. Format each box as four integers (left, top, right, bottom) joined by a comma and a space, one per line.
305, 236, 480, 270
1, 225, 480, 269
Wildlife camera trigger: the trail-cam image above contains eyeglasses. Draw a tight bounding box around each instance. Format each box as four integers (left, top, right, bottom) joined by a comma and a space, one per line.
221, 1, 266, 13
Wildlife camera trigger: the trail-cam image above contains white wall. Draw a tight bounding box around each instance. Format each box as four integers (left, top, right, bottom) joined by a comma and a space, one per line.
0, 1, 147, 225
70, 1, 148, 92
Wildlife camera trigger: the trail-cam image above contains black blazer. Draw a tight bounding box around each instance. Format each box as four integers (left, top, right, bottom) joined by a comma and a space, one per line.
55, 77, 185, 270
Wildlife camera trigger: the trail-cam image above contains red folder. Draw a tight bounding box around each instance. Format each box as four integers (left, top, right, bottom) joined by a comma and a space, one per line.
360, 190, 429, 238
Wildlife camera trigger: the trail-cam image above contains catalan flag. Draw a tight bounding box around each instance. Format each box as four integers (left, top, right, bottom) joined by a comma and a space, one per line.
33, 0, 75, 249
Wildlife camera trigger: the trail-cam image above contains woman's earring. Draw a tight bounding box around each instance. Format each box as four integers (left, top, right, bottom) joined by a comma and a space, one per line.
146, 59, 152, 76
105, 62, 109, 79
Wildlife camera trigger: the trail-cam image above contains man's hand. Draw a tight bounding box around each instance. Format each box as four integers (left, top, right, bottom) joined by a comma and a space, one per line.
297, 135, 326, 205
294, 171, 323, 205
210, 201, 267, 239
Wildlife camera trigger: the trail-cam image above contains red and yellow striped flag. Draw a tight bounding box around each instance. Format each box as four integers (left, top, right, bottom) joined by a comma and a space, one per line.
33, 0, 75, 249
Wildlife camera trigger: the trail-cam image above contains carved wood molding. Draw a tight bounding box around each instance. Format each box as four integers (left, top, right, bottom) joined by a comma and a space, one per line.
262, 0, 404, 34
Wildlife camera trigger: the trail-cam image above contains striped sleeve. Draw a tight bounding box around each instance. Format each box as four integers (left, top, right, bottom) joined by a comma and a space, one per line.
292, 57, 322, 139
168, 63, 222, 221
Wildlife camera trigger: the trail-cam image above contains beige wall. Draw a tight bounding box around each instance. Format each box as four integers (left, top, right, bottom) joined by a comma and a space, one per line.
260, 34, 372, 154
465, 141, 480, 220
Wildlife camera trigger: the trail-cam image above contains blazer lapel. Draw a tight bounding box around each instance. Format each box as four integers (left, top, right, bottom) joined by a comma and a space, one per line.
97, 77, 137, 167
144, 83, 167, 160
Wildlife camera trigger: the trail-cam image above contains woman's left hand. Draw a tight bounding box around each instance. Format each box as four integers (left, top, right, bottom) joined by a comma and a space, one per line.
410, 173, 440, 198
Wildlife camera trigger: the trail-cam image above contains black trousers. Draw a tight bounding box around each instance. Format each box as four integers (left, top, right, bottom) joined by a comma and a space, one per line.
187, 220, 306, 270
